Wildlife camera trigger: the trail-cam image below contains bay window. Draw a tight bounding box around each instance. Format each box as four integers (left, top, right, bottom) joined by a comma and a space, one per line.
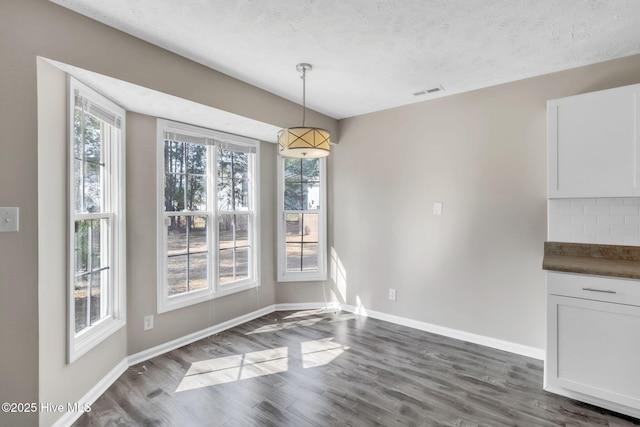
157, 120, 259, 313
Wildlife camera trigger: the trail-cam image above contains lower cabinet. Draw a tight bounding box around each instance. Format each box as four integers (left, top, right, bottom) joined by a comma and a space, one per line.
545, 272, 640, 419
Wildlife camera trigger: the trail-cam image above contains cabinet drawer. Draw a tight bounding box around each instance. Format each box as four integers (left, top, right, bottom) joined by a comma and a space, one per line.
547, 271, 640, 306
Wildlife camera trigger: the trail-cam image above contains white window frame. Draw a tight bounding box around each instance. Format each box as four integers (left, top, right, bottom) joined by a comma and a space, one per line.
157, 119, 260, 313
276, 156, 327, 282
67, 77, 126, 363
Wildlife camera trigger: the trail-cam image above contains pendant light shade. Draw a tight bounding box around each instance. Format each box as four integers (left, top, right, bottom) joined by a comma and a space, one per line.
277, 127, 330, 158
278, 63, 330, 158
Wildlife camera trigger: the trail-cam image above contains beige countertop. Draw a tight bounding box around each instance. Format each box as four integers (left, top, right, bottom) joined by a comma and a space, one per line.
542, 242, 640, 280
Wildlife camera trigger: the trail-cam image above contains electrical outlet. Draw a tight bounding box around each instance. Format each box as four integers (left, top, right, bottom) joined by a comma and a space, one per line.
143, 315, 154, 331
433, 201, 443, 215
388, 288, 397, 301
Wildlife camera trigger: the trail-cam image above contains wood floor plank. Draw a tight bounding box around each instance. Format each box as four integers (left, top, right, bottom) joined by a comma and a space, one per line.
73, 310, 640, 426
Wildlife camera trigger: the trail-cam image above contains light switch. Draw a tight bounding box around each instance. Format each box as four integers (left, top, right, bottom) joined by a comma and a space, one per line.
0, 207, 19, 232
433, 202, 443, 215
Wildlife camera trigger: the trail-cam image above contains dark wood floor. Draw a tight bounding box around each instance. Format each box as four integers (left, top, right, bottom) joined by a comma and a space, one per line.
74, 309, 640, 426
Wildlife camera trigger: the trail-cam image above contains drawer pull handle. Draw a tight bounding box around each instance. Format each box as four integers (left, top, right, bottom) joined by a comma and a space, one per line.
582, 287, 617, 294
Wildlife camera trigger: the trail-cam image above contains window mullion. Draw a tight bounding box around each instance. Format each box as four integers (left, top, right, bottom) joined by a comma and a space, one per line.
106, 129, 115, 319
80, 103, 86, 214
210, 144, 217, 292
183, 143, 188, 212
86, 219, 93, 327
230, 151, 235, 211
105, 125, 113, 213
186, 216, 191, 293
300, 213, 305, 271
101, 121, 107, 214
232, 214, 237, 281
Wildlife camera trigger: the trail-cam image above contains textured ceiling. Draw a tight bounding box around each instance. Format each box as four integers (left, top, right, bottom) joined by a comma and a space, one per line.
51, 0, 640, 119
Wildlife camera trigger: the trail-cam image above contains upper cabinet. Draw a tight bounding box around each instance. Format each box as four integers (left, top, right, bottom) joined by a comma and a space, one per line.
548, 84, 640, 198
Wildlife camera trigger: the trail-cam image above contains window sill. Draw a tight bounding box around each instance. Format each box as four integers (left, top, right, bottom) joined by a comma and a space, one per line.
158, 281, 260, 314
277, 271, 327, 283
68, 316, 126, 364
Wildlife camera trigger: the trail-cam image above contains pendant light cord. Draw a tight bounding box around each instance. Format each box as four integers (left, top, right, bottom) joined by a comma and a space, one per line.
301, 67, 307, 127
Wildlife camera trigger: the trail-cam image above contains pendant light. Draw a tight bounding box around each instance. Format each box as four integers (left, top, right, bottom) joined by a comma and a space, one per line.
278, 63, 330, 158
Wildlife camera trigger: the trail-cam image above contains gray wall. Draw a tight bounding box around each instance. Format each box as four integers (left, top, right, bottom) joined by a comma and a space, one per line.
4, 0, 640, 426
328, 55, 640, 350
2, 1, 335, 426
125, 112, 279, 355
36, 64, 280, 427
37, 56, 131, 427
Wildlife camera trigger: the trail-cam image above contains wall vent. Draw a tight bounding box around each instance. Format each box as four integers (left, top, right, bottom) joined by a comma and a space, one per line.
413, 86, 444, 96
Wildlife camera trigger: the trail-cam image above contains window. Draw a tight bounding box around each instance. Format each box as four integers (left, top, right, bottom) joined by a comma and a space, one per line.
277, 157, 327, 282
157, 120, 260, 313
68, 78, 126, 363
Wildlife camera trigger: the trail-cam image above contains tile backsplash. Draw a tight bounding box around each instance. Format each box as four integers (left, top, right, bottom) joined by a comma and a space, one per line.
548, 198, 640, 246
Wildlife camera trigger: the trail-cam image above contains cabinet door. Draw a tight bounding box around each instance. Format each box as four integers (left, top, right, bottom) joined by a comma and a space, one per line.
546, 295, 640, 414
548, 85, 640, 198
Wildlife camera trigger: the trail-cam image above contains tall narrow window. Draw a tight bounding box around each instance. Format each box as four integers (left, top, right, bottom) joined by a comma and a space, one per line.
68, 78, 126, 363
218, 145, 253, 284
157, 120, 260, 313
277, 157, 327, 282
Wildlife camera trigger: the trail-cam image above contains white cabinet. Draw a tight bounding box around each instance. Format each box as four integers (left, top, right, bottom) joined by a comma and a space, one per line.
548, 83, 640, 198
545, 271, 640, 419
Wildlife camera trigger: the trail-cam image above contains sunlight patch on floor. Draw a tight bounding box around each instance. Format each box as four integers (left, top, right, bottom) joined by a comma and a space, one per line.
176, 337, 349, 392
245, 317, 322, 335
176, 347, 288, 392
282, 309, 328, 320
301, 338, 349, 369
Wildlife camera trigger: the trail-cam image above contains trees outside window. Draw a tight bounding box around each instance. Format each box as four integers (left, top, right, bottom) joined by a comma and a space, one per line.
157, 120, 259, 313
277, 157, 327, 282
68, 78, 126, 363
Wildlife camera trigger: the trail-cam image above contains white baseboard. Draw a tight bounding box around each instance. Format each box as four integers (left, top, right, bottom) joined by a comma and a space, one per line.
56, 300, 543, 426
128, 302, 339, 367
338, 303, 544, 360
56, 306, 276, 427
274, 301, 339, 311
52, 358, 128, 427
128, 305, 275, 366
126, 300, 542, 364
